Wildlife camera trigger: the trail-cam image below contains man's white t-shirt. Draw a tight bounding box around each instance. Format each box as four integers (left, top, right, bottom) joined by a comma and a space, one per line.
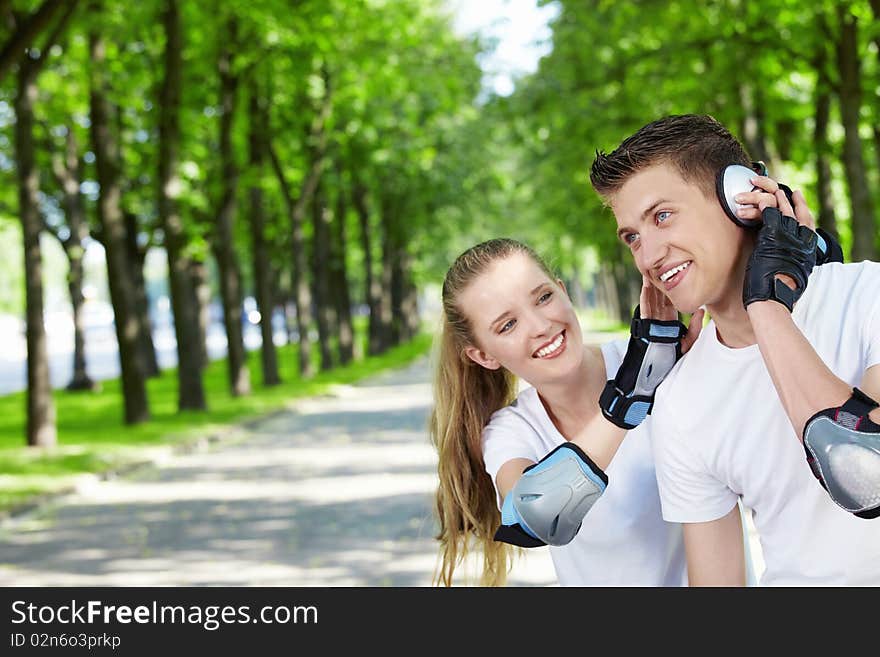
482, 340, 688, 586
651, 261, 880, 586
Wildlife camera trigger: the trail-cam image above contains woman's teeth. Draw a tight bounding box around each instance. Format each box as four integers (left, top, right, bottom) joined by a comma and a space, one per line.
534, 332, 564, 358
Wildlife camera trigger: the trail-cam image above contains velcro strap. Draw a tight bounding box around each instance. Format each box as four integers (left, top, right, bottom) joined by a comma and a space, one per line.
630, 317, 686, 343
600, 382, 655, 430
772, 277, 797, 312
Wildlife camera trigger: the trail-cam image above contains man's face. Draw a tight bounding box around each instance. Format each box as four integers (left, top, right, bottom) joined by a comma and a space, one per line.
610, 162, 750, 314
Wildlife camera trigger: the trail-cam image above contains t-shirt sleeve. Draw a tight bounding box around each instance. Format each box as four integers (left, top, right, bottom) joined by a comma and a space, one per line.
481, 411, 544, 510
864, 269, 880, 371
601, 337, 629, 379
650, 411, 739, 523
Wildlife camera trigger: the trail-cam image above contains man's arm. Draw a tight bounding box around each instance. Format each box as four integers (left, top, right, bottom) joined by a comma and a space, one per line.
683, 505, 747, 587
747, 301, 875, 434
745, 187, 880, 518
745, 185, 880, 436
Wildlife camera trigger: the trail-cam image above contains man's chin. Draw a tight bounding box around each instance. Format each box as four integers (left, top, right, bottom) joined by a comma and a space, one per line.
667, 293, 701, 316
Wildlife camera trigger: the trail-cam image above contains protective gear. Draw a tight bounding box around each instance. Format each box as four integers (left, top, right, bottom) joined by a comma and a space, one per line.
716, 164, 843, 266
743, 206, 817, 312
716, 163, 766, 229
599, 305, 687, 430
814, 227, 844, 266
803, 388, 880, 519
493, 443, 608, 547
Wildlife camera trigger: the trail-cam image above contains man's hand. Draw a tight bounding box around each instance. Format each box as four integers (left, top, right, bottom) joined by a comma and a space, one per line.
743, 187, 817, 312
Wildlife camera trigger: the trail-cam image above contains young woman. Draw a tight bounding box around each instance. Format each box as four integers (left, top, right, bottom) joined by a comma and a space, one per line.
429, 237, 707, 586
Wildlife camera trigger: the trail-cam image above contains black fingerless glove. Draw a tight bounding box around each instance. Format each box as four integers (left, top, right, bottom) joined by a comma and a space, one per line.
777, 183, 842, 266
743, 206, 817, 312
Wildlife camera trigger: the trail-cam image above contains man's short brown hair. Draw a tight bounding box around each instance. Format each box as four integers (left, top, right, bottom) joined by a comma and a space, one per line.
589, 114, 752, 202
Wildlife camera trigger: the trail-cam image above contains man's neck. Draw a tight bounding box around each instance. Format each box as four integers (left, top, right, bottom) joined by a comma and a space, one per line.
708, 296, 756, 348
706, 240, 756, 349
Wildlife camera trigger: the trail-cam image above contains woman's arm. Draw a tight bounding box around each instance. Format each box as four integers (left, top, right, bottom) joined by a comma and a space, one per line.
493, 282, 704, 547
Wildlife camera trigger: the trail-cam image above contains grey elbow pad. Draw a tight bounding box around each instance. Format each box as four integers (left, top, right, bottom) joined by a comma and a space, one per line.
803, 388, 880, 519
511, 443, 608, 546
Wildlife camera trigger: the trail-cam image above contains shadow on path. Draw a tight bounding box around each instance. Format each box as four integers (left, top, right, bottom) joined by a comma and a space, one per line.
0, 357, 556, 586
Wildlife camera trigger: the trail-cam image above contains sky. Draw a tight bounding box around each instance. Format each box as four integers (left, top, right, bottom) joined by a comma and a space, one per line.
447, 0, 559, 96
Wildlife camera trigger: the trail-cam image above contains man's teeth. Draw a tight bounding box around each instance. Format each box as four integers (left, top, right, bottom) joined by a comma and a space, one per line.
660, 261, 691, 283
535, 332, 564, 358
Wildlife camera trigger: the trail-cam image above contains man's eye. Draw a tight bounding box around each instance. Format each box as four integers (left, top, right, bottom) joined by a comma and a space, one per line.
623, 233, 639, 245
657, 210, 672, 223
499, 319, 515, 333
538, 291, 553, 303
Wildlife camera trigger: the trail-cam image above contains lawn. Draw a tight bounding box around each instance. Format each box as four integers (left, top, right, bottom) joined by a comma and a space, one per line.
0, 330, 433, 515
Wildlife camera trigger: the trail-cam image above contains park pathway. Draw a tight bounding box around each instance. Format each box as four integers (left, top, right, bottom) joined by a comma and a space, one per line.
0, 357, 556, 587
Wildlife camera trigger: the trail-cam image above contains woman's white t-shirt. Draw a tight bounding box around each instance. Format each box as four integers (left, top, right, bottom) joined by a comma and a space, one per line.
481, 340, 688, 586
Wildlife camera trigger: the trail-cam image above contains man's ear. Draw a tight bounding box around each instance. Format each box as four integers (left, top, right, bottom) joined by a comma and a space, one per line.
464, 345, 501, 370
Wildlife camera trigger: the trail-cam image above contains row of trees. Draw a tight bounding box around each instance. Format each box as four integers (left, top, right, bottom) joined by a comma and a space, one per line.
7, 0, 879, 447
0, 0, 486, 446
494, 0, 880, 322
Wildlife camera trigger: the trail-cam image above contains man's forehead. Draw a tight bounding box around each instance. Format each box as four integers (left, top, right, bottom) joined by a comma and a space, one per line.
611, 164, 690, 221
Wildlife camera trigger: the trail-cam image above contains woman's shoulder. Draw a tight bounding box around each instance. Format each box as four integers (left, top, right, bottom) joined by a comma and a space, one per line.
488, 385, 541, 426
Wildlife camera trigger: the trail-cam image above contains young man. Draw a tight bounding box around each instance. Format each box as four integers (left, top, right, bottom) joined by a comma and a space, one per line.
590, 114, 880, 585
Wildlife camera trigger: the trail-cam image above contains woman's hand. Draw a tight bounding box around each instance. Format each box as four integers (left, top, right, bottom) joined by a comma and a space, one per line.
640, 275, 704, 355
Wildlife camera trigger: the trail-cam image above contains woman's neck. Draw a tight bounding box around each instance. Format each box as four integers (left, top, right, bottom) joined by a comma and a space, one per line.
536, 346, 605, 440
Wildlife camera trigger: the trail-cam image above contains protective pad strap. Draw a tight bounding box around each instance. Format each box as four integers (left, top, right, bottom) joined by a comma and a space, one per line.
493, 443, 608, 547
815, 228, 844, 265
600, 305, 686, 430
772, 183, 843, 266
803, 388, 880, 519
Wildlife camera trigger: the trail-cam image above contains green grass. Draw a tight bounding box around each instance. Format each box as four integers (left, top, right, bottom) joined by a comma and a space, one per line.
0, 329, 433, 515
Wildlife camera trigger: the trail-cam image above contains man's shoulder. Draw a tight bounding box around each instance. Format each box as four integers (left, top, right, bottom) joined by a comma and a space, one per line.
809, 259, 880, 291
800, 260, 880, 317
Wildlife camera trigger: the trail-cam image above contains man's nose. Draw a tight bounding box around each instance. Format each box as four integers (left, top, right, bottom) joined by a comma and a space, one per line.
636, 231, 667, 277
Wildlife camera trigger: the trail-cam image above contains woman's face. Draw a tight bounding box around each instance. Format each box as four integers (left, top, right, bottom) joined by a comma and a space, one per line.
456, 252, 585, 385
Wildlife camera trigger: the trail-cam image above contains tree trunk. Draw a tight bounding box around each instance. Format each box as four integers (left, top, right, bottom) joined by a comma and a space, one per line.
400, 248, 419, 341
214, 18, 250, 396
15, 56, 56, 446
159, 0, 206, 409
268, 133, 328, 379
813, 72, 838, 238
50, 127, 95, 391
311, 182, 335, 371
331, 169, 353, 365
377, 193, 395, 351
0, 0, 66, 82
124, 210, 159, 378
352, 179, 381, 356
88, 7, 150, 424
189, 258, 210, 370
835, 7, 878, 261
247, 83, 280, 386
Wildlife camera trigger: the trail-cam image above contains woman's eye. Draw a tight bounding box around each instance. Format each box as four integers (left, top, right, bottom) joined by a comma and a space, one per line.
623, 232, 639, 245
657, 210, 672, 223
499, 319, 515, 333
538, 291, 553, 303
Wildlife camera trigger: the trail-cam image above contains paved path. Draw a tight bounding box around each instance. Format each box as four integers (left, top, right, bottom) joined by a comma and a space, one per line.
0, 357, 556, 586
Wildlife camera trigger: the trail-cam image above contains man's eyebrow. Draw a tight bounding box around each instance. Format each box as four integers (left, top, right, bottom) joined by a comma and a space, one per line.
616, 199, 667, 239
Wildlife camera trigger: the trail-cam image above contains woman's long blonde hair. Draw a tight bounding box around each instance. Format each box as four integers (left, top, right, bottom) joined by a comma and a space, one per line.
430, 238, 555, 586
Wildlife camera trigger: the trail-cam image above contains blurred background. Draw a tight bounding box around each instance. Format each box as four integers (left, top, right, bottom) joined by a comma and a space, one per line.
0, 1, 875, 581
